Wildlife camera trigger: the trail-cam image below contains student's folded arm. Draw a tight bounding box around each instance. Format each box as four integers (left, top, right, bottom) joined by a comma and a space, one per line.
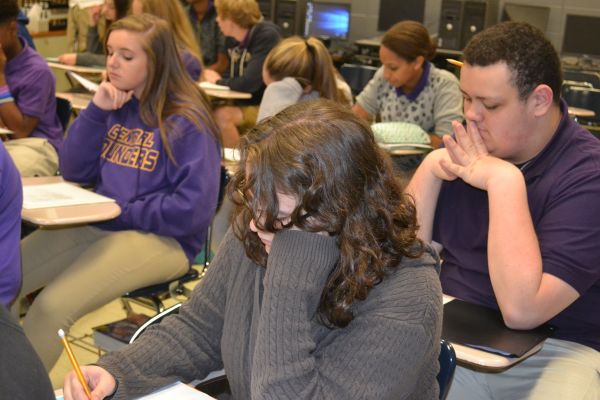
60, 102, 108, 183
0, 102, 38, 138
353, 67, 382, 119
486, 166, 599, 329
0, 68, 52, 138
252, 229, 440, 399
405, 150, 447, 243
117, 122, 221, 237
95, 229, 243, 400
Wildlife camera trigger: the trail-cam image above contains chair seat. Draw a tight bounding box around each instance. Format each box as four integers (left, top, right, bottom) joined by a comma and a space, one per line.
123, 268, 199, 299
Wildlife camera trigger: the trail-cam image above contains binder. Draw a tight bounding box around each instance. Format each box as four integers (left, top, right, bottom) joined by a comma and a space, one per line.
442, 299, 556, 358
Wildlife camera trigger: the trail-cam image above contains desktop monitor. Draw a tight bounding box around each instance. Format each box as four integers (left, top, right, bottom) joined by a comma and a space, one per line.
377, 0, 424, 32
562, 15, 600, 58
304, 1, 351, 40
501, 3, 550, 32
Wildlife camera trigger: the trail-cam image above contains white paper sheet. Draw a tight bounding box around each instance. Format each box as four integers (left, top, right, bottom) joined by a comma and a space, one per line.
199, 81, 231, 91
137, 382, 216, 399
67, 71, 99, 92
23, 182, 115, 209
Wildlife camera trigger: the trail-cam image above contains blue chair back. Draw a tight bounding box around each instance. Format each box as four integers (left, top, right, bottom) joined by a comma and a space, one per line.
437, 339, 457, 400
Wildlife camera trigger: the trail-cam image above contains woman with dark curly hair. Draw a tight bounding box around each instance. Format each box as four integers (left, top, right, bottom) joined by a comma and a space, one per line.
64, 99, 443, 400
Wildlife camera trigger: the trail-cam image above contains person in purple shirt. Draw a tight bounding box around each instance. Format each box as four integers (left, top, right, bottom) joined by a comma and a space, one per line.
407, 22, 600, 399
16, 14, 221, 371
0, 141, 22, 308
0, 0, 63, 177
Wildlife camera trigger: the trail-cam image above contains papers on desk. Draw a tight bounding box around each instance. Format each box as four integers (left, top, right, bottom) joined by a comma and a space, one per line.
23, 182, 115, 210
442, 299, 555, 358
67, 71, 99, 93
199, 81, 230, 91
138, 382, 216, 399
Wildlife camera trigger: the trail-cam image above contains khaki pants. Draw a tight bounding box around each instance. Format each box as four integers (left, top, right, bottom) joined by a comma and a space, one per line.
16, 226, 189, 370
447, 338, 600, 400
66, 5, 92, 52
4, 137, 58, 177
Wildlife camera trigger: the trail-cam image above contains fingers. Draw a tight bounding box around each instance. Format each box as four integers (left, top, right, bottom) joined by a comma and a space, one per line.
93, 82, 133, 110
467, 121, 488, 156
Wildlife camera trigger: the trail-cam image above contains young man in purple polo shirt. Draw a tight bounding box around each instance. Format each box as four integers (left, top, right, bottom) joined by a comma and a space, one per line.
407, 22, 600, 399
0, 0, 62, 177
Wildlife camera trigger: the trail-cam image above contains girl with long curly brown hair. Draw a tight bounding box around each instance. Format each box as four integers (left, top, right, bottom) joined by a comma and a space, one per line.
64, 99, 443, 400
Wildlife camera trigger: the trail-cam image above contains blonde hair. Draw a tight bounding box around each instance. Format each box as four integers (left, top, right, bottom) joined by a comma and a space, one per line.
107, 14, 220, 161
214, 0, 261, 29
264, 36, 344, 103
136, 0, 203, 67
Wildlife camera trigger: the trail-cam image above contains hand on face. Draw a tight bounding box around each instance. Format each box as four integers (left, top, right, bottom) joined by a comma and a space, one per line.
439, 120, 514, 190
88, 5, 102, 27
92, 80, 133, 111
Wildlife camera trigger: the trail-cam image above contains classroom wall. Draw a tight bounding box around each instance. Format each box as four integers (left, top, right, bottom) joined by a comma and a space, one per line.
344, 0, 600, 52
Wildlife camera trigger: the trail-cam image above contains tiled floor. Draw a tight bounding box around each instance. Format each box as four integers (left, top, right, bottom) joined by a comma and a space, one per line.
48, 275, 201, 390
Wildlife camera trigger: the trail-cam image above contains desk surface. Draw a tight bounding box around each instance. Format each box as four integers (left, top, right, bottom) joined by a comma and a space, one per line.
57, 88, 250, 110
22, 177, 121, 227
442, 295, 544, 371
48, 61, 105, 75
56, 91, 92, 111
568, 106, 596, 118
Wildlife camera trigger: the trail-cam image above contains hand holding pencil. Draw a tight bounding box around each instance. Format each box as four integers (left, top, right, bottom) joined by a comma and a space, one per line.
59, 329, 117, 400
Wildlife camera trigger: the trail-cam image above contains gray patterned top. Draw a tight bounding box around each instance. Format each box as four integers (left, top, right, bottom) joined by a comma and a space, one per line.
356, 63, 463, 136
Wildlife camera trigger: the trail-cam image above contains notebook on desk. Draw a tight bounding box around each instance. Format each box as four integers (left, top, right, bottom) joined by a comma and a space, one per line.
442, 299, 556, 358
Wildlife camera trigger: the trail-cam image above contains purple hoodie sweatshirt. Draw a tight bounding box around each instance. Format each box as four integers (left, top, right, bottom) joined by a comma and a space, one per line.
60, 98, 221, 264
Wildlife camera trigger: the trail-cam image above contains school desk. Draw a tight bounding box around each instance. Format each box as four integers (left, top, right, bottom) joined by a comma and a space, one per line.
22, 176, 121, 227
443, 295, 544, 371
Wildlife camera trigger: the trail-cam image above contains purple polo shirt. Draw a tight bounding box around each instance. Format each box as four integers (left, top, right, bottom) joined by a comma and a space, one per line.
433, 100, 600, 351
395, 61, 431, 101
5, 37, 62, 152
0, 142, 22, 307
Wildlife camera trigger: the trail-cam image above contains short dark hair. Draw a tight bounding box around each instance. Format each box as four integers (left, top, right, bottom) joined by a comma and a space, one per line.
381, 20, 436, 62
463, 21, 562, 104
0, 0, 19, 25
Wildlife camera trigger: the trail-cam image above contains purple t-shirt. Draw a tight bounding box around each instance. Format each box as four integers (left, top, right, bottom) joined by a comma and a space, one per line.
0, 142, 22, 307
5, 37, 63, 152
433, 100, 600, 351
60, 98, 221, 264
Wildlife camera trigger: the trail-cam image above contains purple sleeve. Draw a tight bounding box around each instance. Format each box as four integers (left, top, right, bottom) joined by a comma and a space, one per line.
0, 144, 22, 307
60, 102, 110, 184
181, 50, 202, 82
537, 168, 600, 294
115, 118, 221, 238
13, 67, 54, 120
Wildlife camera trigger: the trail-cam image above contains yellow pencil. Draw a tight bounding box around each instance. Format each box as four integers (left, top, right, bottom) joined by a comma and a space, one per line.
58, 329, 92, 400
446, 58, 464, 67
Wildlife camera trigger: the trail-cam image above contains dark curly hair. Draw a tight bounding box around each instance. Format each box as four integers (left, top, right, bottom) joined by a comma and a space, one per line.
463, 21, 562, 104
228, 99, 423, 328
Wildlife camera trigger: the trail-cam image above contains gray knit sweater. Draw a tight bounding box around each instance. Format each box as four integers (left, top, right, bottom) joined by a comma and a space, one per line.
97, 228, 443, 399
